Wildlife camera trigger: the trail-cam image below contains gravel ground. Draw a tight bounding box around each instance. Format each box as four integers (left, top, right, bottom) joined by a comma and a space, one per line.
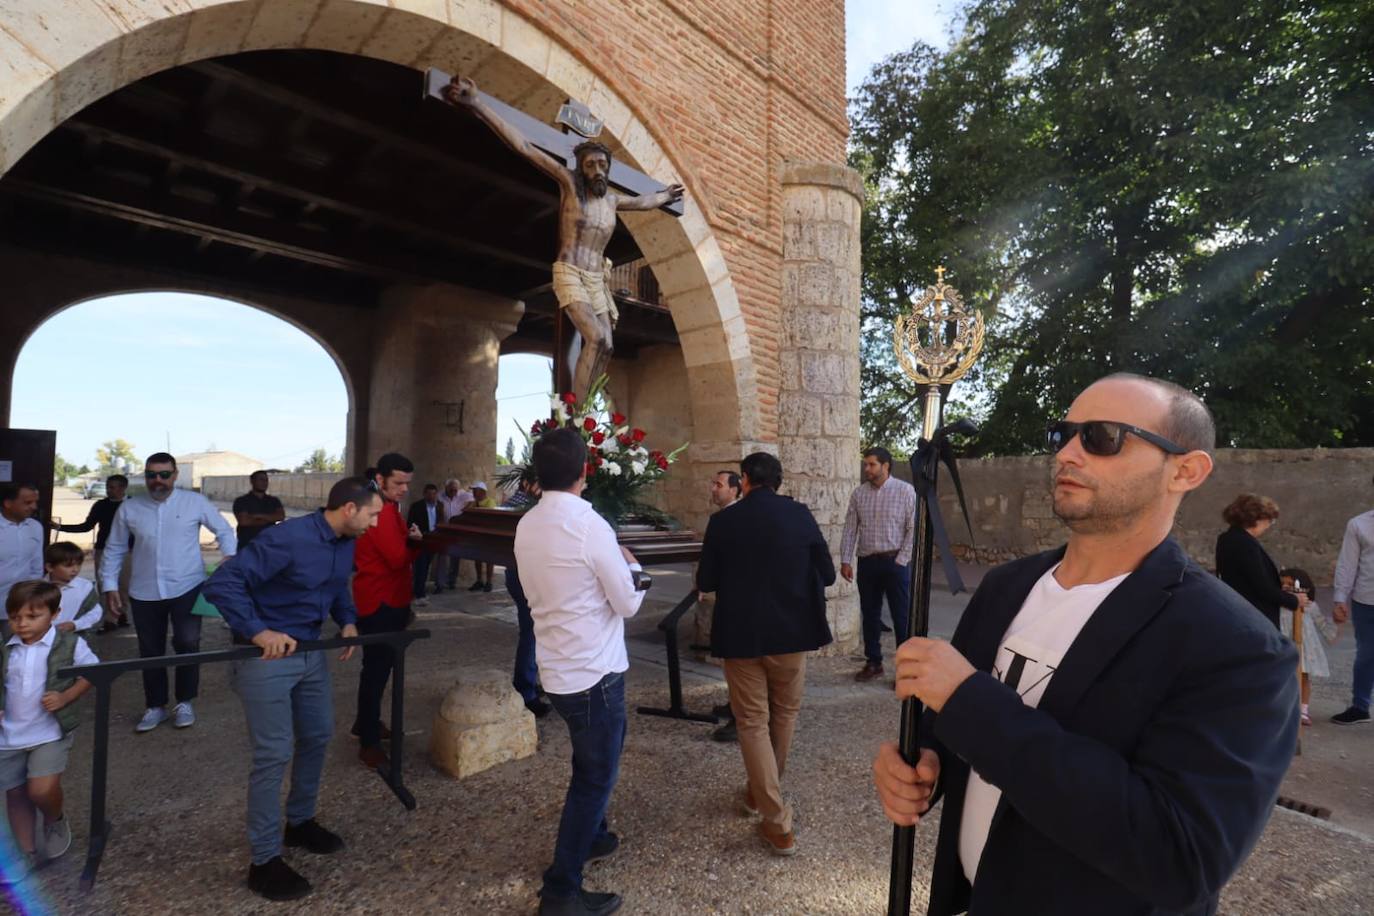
8, 561, 1374, 915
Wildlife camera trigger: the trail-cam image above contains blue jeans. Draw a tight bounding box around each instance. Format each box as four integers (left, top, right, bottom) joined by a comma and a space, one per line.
506, 566, 539, 703
233, 650, 334, 865
1351, 601, 1374, 712
542, 672, 626, 899
858, 555, 910, 664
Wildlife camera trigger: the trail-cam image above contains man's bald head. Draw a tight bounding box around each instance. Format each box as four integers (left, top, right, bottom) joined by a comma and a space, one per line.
1089, 373, 1215, 453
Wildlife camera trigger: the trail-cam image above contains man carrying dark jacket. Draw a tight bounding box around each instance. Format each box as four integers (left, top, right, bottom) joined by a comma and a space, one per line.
697, 451, 836, 857
873, 373, 1298, 916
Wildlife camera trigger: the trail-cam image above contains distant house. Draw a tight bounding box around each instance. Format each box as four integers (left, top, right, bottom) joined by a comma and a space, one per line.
175, 450, 263, 489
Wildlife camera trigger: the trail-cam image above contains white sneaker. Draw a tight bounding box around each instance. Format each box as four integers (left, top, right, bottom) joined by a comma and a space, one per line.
173, 702, 196, 729
44, 816, 72, 860
135, 707, 167, 733
414, 597, 430, 608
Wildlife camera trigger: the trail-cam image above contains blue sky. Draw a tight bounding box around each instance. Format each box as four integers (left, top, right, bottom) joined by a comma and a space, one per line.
12, 2, 954, 473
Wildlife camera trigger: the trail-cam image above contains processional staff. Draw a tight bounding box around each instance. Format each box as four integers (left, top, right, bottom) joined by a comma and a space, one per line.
888, 268, 984, 916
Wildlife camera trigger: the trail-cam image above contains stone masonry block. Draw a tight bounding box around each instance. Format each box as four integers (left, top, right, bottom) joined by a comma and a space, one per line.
798, 350, 849, 396
244, 0, 322, 50
449, 0, 502, 46
0, 28, 57, 173
499, 5, 551, 76
430, 669, 537, 779
116, 11, 192, 86
778, 393, 822, 437
305, 0, 389, 54
362, 6, 449, 65
544, 42, 596, 104
180, 1, 258, 63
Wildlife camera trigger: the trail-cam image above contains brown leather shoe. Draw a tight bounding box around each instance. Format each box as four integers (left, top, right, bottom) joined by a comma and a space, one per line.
739, 788, 758, 816
759, 826, 797, 857
854, 661, 884, 682
359, 745, 388, 770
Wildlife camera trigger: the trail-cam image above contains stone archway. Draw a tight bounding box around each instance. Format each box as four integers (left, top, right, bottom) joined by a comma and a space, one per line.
0, 0, 764, 495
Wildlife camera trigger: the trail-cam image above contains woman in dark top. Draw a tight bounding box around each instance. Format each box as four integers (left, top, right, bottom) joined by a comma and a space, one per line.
1216, 493, 1307, 629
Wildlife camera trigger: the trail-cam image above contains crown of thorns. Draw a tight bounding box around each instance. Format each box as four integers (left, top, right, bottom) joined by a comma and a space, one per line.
573, 141, 613, 166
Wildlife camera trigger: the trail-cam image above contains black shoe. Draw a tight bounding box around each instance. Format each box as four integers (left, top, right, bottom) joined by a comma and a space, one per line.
349, 722, 392, 741
284, 818, 344, 855
247, 857, 312, 901
587, 831, 620, 863
468, 581, 485, 592
712, 702, 733, 719
538, 890, 623, 915
1331, 706, 1372, 725
483, 582, 493, 592
711, 719, 738, 743
880, 622, 893, 633
525, 698, 552, 718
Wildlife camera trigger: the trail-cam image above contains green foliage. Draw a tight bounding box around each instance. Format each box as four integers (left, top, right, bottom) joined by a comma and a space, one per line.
94, 439, 141, 475
53, 453, 80, 485
503, 436, 516, 464
851, 0, 1374, 454
294, 448, 344, 473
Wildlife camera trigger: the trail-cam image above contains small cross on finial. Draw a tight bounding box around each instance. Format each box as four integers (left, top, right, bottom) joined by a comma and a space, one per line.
935, 265, 947, 285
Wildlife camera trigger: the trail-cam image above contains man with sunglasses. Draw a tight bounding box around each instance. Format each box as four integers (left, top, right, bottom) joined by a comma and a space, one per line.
101, 452, 237, 733
873, 374, 1298, 916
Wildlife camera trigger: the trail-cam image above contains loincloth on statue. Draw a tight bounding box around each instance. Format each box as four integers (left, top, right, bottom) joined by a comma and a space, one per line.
551, 259, 619, 325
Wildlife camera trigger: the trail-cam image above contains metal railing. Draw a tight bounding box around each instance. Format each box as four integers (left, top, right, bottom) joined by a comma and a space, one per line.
58, 629, 430, 891
635, 593, 718, 724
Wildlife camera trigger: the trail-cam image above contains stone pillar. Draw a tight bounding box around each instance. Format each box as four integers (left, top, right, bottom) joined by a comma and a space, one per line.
778, 162, 864, 654
430, 668, 537, 778
367, 284, 523, 490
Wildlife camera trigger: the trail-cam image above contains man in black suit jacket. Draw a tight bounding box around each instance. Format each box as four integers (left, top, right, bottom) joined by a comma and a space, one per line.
874, 373, 1298, 916
406, 484, 446, 606
697, 451, 836, 857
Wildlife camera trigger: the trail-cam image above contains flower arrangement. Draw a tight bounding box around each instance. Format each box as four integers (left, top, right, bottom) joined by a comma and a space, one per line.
497, 375, 688, 527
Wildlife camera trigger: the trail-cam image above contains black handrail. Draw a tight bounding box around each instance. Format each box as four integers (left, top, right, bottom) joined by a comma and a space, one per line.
57, 628, 431, 891
636, 593, 718, 724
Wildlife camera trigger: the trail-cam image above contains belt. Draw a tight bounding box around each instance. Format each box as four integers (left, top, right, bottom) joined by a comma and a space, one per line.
861, 550, 900, 560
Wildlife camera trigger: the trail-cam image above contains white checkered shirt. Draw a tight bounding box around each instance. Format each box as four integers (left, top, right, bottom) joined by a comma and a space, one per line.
840, 475, 916, 566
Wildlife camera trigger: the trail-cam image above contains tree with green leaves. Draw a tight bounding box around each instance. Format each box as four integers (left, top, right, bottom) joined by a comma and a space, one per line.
851, 0, 1374, 455
53, 453, 80, 485
95, 439, 141, 475
294, 448, 343, 474
504, 436, 517, 464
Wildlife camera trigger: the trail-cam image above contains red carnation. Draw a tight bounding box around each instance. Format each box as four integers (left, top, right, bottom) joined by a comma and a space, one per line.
591, 431, 606, 445
562, 392, 578, 405
656, 457, 669, 470
583, 416, 597, 432
611, 412, 627, 426
543, 419, 558, 431
617, 434, 632, 446
631, 428, 646, 443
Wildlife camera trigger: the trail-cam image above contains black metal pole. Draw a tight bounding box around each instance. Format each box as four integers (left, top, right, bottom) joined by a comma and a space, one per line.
79, 679, 113, 892
888, 386, 944, 916
381, 640, 417, 810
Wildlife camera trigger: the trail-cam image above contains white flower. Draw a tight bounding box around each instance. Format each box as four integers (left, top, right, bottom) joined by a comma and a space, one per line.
614, 426, 629, 437
554, 403, 568, 423
631, 461, 647, 475
600, 438, 620, 455
605, 462, 623, 476
633, 446, 649, 459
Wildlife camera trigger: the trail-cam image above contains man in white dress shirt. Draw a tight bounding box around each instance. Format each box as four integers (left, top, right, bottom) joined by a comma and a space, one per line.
514, 427, 647, 916
0, 483, 45, 640
101, 453, 237, 733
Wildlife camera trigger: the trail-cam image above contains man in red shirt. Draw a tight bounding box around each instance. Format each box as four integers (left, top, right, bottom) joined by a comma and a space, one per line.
351, 453, 423, 768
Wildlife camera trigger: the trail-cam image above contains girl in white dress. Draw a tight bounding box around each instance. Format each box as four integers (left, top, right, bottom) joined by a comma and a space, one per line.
1279, 568, 1338, 726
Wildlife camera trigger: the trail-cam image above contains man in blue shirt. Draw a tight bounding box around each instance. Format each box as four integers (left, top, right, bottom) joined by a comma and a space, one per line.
204, 477, 382, 902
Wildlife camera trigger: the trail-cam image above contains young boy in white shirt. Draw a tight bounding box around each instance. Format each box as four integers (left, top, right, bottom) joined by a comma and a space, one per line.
44, 542, 103, 634
0, 579, 98, 885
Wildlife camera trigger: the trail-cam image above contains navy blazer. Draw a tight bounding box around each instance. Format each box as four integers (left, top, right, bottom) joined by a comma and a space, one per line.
1215, 525, 1298, 630
697, 488, 836, 658
920, 537, 1298, 916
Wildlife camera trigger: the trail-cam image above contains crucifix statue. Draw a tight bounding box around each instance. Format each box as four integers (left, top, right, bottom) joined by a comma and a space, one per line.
436, 74, 685, 400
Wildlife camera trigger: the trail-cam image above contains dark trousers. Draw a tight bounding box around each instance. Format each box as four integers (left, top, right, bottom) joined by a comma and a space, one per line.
505, 566, 539, 703
353, 603, 409, 748
131, 586, 204, 708
1352, 600, 1374, 712
412, 553, 433, 600
858, 554, 910, 664
543, 672, 625, 900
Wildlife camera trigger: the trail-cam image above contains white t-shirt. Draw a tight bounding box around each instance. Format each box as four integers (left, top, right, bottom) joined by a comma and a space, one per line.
958, 564, 1129, 883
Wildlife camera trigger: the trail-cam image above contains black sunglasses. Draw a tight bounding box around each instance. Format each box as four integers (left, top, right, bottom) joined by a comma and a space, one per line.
144, 470, 175, 480
1047, 420, 1188, 457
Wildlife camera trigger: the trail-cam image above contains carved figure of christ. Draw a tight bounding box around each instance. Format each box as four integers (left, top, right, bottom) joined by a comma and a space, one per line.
443, 76, 685, 401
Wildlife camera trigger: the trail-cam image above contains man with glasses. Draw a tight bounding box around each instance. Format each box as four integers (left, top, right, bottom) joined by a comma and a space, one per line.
101, 452, 237, 733
873, 374, 1298, 915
